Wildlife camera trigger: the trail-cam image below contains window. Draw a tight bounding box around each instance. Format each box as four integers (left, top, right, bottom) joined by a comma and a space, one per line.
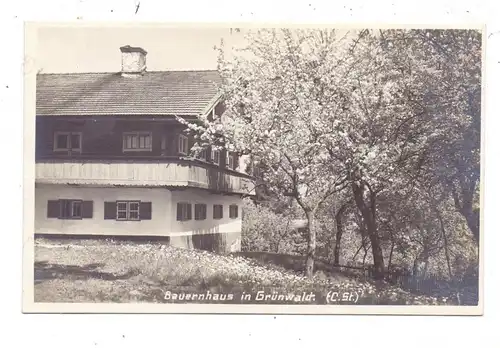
104, 201, 152, 221
212, 149, 220, 165
123, 132, 152, 151
54, 132, 82, 152
161, 135, 167, 152
47, 199, 93, 219
226, 152, 234, 169
229, 205, 239, 219
116, 201, 140, 220
61, 200, 82, 219
177, 202, 192, 221
178, 134, 189, 155
194, 204, 207, 220
198, 149, 208, 161
213, 204, 223, 219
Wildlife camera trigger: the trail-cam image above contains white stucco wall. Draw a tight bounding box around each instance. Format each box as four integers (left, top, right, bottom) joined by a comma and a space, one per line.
35, 184, 243, 242
169, 189, 243, 236
35, 184, 171, 236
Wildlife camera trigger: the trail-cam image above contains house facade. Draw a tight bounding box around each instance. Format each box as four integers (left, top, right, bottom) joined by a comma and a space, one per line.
34, 45, 255, 253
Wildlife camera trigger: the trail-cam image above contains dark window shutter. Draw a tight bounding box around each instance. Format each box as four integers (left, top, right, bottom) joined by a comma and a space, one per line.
213, 204, 223, 219
47, 200, 60, 218
104, 202, 116, 220
82, 201, 93, 219
176, 203, 182, 221
230, 205, 238, 219
231, 153, 236, 169
140, 202, 152, 220
187, 204, 192, 220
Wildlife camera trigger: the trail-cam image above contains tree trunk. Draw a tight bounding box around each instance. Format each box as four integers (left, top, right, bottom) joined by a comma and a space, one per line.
387, 224, 395, 272
352, 182, 385, 279
305, 211, 316, 278
388, 239, 395, 272
333, 205, 347, 265
367, 227, 385, 279
413, 257, 419, 277
463, 209, 480, 244
450, 180, 480, 244
362, 246, 368, 267
436, 208, 453, 279
423, 257, 429, 279
352, 216, 367, 262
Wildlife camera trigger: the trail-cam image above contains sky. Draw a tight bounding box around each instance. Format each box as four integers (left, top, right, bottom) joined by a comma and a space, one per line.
36, 26, 247, 73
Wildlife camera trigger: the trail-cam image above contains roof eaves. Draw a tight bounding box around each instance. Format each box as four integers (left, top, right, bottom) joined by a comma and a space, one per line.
36, 112, 199, 117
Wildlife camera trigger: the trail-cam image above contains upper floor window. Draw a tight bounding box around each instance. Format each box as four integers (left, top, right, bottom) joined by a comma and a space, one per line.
123, 132, 152, 152
244, 159, 254, 175
226, 151, 235, 170
198, 149, 208, 161
54, 132, 82, 152
212, 149, 221, 165
178, 134, 189, 155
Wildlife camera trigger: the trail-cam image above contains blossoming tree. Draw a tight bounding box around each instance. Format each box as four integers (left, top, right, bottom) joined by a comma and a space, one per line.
181, 28, 481, 280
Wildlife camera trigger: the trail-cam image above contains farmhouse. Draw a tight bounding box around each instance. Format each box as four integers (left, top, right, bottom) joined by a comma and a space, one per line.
34, 45, 255, 253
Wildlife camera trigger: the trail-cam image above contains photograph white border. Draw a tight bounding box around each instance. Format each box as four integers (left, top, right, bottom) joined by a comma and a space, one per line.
2, 1, 499, 347
22, 21, 485, 316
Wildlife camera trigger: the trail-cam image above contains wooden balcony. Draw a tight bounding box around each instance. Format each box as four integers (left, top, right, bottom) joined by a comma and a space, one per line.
35, 160, 255, 195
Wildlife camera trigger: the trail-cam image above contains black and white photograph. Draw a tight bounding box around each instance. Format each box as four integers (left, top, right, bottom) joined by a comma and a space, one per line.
23, 24, 483, 314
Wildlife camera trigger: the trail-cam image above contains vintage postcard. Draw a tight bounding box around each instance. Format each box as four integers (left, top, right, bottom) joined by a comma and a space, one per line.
22, 23, 484, 315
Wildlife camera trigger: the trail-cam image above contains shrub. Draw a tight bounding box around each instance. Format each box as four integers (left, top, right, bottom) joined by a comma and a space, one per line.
241, 198, 306, 254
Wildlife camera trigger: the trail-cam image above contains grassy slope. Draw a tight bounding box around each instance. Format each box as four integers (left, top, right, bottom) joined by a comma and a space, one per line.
34, 238, 452, 305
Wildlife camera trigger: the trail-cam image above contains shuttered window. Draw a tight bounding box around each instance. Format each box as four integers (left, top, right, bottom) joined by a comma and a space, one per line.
194, 204, 207, 220
213, 204, 223, 220
104, 201, 152, 221
198, 149, 208, 161
212, 149, 220, 165
46, 199, 93, 219
177, 202, 192, 221
226, 151, 235, 169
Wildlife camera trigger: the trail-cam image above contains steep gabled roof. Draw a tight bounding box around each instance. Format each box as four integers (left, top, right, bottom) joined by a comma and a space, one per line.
36, 70, 222, 117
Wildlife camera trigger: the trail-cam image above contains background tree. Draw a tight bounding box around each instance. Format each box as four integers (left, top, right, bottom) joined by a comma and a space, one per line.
380, 29, 482, 244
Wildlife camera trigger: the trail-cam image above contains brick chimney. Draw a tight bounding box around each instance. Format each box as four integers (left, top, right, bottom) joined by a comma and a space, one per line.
119, 45, 147, 76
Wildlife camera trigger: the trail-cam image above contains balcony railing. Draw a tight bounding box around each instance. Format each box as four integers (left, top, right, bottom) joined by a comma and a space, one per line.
35, 160, 255, 195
